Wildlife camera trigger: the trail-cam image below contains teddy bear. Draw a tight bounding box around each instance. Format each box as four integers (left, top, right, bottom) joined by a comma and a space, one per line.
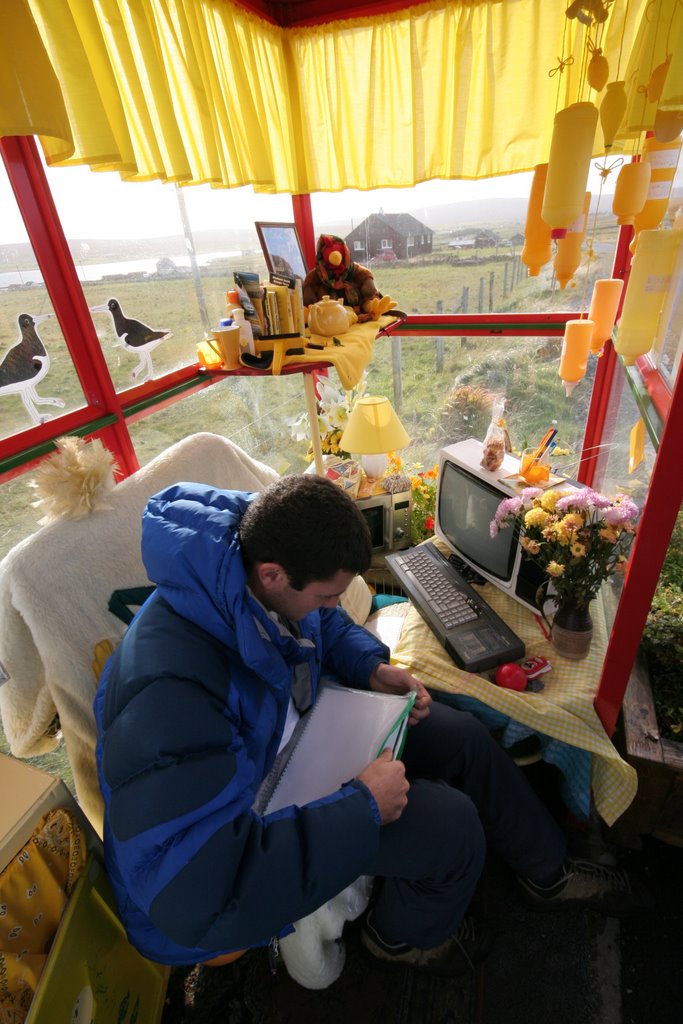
302, 234, 397, 323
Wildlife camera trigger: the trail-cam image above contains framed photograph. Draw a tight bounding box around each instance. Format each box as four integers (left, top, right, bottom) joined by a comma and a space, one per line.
255, 221, 308, 279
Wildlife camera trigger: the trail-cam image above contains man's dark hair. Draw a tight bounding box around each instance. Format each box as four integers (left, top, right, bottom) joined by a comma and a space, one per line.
239, 474, 372, 589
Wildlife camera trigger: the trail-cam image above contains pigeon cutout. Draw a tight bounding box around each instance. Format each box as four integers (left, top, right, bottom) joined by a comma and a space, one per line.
89, 298, 172, 382
0, 312, 65, 424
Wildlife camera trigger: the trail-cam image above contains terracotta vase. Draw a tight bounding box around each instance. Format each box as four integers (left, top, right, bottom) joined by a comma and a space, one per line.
551, 600, 593, 661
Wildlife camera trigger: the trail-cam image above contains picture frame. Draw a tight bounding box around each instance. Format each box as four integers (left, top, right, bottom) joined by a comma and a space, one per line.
255, 221, 308, 279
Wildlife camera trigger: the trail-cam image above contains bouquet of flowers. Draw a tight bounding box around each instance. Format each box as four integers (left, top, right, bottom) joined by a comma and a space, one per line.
386, 453, 439, 544
490, 486, 639, 607
290, 375, 367, 460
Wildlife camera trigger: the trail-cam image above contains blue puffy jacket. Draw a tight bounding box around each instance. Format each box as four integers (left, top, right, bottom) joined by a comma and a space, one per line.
94, 482, 389, 965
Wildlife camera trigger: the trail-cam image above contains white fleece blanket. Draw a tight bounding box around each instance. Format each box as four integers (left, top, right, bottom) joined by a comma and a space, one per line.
0, 433, 377, 988
0, 433, 278, 833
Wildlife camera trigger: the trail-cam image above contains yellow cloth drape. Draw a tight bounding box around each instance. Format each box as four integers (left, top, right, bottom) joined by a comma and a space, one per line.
1, 0, 677, 193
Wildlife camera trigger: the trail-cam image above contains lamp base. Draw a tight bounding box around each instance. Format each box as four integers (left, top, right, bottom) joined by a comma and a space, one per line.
359, 453, 389, 479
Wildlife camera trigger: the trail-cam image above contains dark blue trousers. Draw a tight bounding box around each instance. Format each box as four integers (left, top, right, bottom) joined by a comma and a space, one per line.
365, 701, 567, 949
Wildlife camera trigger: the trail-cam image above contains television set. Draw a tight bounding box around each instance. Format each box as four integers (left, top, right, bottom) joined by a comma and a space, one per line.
434, 438, 574, 614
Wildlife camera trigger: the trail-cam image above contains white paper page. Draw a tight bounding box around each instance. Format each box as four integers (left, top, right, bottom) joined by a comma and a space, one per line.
266, 684, 413, 814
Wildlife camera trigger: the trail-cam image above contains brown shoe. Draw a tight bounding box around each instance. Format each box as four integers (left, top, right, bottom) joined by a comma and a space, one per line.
361, 913, 491, 977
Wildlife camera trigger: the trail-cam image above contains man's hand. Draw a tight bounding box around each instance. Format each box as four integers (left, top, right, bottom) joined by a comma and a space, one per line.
357, 749, 409, 824
369, 663, 432, 725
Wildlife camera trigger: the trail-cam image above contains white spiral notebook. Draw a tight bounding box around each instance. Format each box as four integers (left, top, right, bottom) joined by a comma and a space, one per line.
256, 682, 416, 815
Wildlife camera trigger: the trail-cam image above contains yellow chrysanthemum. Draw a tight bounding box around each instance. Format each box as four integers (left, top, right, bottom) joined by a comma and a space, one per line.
520, 537, 541, 555
599, 526, 619, 544
570, 541, 587, 557
561, 513, 584, 531
540, 490, 561, 511
547, 560, 566, 577
524, 507, 549, 528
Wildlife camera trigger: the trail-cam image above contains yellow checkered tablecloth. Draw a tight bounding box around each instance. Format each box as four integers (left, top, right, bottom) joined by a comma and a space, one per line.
390, 550, 637, 826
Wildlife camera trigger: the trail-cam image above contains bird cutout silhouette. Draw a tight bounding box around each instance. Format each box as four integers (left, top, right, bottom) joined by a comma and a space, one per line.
89, 298, 172, 383
0, 312, 65, 425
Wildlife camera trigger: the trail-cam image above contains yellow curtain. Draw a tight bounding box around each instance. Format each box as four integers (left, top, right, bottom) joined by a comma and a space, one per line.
1, 0, 675, 194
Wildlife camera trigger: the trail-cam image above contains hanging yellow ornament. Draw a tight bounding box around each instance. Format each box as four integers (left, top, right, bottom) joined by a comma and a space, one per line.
521, 164, 553, 276
554, 192, 591, 289
631, 135, 683, 250
654, 108, 683, 142
542, 103, 599, 239
646, 56, 672, 104
600, 81, 627, 150
558, 319, 594, 396
615, 228, 681, 365
587, 47, 609, 92
612, 161, 651, 225
587, 279, 624, 355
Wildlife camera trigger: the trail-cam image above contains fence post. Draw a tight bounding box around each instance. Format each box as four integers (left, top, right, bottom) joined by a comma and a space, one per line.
391, 334, 403, 412
478, 277, 484, 313
461, 285, 470, 350
435, 300, 444, 372
489, 271, 494, 311
503, 261, 509, 297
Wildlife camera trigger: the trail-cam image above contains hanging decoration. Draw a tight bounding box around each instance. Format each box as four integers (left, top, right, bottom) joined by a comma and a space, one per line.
521, 164, 553, 276
558, 319, 595, 396
554, 192, 591, 289
600, 80, 628, 149
586, 40, 609, 92
89, 298, 172, 383
631, 133, 683, 249
587, 279, 624, 355
611, 159, 651, 224
542, 102, 599, 239
0, 312, 65, 425
614, 226, 681, 365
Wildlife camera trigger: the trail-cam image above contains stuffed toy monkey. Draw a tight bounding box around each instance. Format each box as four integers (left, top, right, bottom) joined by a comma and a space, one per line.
303, 234, 396, 323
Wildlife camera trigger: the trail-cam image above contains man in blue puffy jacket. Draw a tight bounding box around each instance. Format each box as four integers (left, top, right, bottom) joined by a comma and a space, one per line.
94, 473, 646, 976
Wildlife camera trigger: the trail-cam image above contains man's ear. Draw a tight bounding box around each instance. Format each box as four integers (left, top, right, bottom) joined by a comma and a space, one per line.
254, 562, 288, 594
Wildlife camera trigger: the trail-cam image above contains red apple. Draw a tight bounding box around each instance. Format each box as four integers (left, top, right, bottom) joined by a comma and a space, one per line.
494, 662, 527, 691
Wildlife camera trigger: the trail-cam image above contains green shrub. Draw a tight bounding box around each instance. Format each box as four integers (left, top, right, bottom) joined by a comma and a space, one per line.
640, 510, 683, 740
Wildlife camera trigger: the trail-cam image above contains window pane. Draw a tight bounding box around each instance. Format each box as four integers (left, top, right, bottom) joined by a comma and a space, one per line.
310, 174, 621, 315
43, 162, 293, 390
0, 163, 87, 439
126, 374, 311, 475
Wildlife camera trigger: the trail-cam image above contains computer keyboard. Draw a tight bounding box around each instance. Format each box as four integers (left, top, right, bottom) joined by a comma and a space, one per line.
385, 543, 525, 673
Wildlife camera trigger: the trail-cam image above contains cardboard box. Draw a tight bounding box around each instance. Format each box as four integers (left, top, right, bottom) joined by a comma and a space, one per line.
0, 752, 100, 873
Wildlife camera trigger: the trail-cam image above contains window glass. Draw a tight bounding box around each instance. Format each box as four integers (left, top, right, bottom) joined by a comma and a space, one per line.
310, 173, 622, 315
43, 162, 293, 391
0, 163, 87, 440
126, 373, 311, 476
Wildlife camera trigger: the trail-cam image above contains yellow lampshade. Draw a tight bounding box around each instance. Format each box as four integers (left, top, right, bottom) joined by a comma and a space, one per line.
340, 396, 410, 455
340, 396, 409, 479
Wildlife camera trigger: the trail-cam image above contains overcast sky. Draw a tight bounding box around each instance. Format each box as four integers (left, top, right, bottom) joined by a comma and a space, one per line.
2, 156, 680, 246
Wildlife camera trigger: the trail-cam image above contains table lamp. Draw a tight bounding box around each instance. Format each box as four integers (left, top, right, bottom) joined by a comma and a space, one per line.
339, 395, 409, 479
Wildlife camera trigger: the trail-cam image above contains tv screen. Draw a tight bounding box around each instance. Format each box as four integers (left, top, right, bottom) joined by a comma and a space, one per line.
437, 459, 517, 582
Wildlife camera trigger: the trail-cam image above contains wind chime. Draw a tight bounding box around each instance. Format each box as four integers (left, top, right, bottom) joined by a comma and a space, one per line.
520, 0, 683, 394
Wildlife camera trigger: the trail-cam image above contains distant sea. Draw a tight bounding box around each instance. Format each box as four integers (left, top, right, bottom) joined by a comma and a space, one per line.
0, 250, 241, 289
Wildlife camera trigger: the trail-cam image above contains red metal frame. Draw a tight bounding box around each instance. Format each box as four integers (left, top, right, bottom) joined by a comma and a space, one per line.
291, 194, 316, 271
0, 136, 139, 479
595, 354, 683, 734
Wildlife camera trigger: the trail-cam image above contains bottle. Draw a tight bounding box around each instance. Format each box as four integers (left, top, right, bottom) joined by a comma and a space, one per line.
225, 288, 241, 315
558, 319, 594, 396
599, 81, 627, 150
631, 135, 683, 250
231, 307, 255, 356
542, 102, 598, 239
612, 161, 651, 226
553, 192, 590, 289
521, 164, 553, 277
615, 228, 681, 365
588, 279, 624, 355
